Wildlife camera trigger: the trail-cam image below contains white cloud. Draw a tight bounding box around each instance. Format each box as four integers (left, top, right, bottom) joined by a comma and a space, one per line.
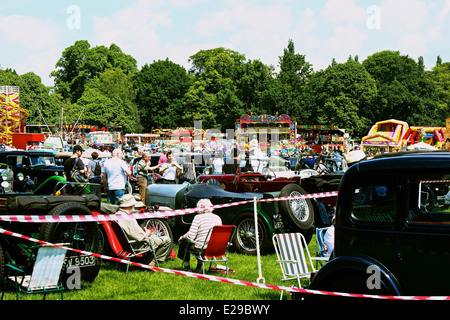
0, 15, 62, 85
92, 3, 173, 65
0, 15, 60, 50
321, 0, 367, 24
379, 0, 431, 33
437, 0, 450, 21
325, 23, 368, 56
195, 10, 235, 36
194, 1, 293, 37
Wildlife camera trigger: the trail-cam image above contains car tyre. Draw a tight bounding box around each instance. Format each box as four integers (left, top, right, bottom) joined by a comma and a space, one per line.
233, 212, 271, 255
39, 202, 102, 283
279, 184, 315, 230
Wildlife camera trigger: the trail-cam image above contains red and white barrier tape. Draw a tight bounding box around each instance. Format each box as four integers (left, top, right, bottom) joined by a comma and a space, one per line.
0, 191, 338, 223
1, 227, 448, 301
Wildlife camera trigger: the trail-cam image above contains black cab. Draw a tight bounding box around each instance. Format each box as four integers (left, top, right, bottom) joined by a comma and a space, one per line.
308, 151, 450, 298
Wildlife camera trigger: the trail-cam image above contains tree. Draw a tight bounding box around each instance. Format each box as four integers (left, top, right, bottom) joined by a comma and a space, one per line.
234, 59, 280, 116
51, 41, 138, 103
0, 69, 63, 130
76, 68, 141, 133
362, 51, 439, 127
183, 48, 246, 131
428, 62, 450, 122
277, 39, 313, 121
133, 59, 191, 131
305, 60, 378, 138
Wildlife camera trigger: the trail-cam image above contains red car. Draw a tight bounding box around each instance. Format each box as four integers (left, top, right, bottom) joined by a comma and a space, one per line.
198, 171, 341, 229
198, 172, 301, 193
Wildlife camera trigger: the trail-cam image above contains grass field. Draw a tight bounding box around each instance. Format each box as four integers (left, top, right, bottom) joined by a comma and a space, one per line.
1, 236, 319, 301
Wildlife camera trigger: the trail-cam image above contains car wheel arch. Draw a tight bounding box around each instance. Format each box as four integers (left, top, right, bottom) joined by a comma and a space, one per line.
308, 255, 403, 297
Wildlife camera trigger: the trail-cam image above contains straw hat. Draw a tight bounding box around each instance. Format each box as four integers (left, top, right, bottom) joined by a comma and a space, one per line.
118, 194, 137, 207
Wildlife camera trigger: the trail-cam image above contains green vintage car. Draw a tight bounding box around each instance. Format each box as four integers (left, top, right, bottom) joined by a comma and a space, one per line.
146, 177, 332, 255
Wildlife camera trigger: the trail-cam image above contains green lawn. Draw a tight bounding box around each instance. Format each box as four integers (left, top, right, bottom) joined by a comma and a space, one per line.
1, 236, 320, 301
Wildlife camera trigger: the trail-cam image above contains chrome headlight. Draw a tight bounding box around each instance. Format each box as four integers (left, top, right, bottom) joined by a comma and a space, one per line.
17, 172, 24, 181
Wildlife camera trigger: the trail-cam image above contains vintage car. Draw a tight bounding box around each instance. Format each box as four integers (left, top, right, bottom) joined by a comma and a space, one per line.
0, 191, 103, 284
198, 171, 339, 227
146, 177, 331, 255
308, 151, 450, 299
0, 150, 66, 194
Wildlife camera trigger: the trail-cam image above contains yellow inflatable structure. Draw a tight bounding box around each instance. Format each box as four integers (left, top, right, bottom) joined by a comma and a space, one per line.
361, 119, 409, 150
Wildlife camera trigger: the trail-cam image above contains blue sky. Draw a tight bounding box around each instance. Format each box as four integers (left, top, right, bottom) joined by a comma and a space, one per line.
1, 0, 450, 86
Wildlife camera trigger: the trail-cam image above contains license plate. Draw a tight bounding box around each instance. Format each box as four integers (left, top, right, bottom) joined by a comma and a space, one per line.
274, 221, 284, 229
65, 254, 97, 269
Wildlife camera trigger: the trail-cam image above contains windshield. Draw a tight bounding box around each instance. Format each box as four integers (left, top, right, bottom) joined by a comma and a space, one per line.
29, 155, 56, 166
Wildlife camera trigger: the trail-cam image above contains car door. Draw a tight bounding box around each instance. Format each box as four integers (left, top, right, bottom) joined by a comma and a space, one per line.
398, 170, 450, 295
339, 172, 401, 277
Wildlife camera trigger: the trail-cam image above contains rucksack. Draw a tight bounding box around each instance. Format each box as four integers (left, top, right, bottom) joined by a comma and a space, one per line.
70, 158, 87, 183
93, 160, 101, 175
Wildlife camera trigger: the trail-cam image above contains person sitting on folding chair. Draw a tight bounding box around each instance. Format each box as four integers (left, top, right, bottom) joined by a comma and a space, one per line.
323, 216, 335, 254
177, 198, 222, 271
117, 194, 171, 267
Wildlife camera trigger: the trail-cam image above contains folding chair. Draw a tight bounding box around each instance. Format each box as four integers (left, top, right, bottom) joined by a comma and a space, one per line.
1, 244, 68, 300
273, 233, 320, 300
109, 220, 159, 272
315, 227, 331, 268
184, 225, 235, 277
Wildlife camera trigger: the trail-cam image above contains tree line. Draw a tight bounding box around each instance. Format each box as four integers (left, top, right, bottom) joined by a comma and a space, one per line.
1, 39, 449, 140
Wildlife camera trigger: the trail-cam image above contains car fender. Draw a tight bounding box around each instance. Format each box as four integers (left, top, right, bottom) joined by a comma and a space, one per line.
33, 175, 66, 193
308, 255, 403, 296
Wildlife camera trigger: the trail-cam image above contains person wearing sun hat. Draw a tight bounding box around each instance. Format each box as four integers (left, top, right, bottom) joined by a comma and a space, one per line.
116, 194, 171, 267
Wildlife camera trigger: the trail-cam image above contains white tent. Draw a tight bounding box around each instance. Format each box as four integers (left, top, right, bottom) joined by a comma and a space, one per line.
81, 148, 112, 158
406, 142, 438, 151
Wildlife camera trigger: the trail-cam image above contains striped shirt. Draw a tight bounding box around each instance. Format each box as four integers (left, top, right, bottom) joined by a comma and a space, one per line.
183, 212, 222, 249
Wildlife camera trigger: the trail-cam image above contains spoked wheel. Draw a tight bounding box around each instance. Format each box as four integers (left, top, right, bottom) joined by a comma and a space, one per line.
233, 212, 270, 255
279, 184, 314, 230
140, 218, 174, 261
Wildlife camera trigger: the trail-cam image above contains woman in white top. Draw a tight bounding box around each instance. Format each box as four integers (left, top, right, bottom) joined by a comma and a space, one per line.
177, 198, 222, 271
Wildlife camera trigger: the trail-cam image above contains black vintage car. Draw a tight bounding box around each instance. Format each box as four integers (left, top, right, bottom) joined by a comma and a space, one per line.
0, 150, 65, 194
308, 151, 450, 298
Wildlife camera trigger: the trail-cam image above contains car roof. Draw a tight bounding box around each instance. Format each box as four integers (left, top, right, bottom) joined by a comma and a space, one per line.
348, 151, 450, 175
0, 150, 56, 156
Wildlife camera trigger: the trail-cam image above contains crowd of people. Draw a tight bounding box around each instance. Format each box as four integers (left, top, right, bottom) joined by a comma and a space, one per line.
63, 144, 224, 272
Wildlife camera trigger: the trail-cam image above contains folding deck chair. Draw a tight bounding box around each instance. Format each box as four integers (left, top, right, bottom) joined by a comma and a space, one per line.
183, 225, 235, 277
108, 220, 159, 272
315, 227, 331, 268
1, 244, 68, 300
273, 233, 320, 300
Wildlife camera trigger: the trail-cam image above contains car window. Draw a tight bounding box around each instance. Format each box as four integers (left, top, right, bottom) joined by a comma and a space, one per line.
407, 173, 450, 225
29, 155, 56, 166
350, 176, 398, 223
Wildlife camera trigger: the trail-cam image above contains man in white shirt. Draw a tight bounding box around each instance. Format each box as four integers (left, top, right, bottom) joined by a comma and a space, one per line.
102, 148, 132, 204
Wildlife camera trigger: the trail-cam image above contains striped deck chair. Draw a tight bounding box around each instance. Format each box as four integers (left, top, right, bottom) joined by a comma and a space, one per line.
273, 233, 319, 300
1, 244, 68, 300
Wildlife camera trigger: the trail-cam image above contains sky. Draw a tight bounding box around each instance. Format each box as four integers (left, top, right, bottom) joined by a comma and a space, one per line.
1, 0, 450, 87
